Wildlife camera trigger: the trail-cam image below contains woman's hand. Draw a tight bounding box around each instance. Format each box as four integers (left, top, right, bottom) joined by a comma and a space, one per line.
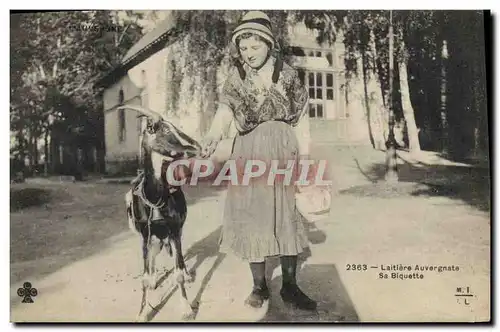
200, 137, 219, 158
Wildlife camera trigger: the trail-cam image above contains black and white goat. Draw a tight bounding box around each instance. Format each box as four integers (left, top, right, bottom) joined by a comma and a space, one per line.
121, 105, 201, 321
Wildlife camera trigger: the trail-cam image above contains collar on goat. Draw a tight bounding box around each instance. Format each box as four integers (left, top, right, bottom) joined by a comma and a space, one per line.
132, 172, 170, 210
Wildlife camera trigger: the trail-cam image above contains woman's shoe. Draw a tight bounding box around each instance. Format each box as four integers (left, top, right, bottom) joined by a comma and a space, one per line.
244, 286, 270, 309
280, 284, 317, 311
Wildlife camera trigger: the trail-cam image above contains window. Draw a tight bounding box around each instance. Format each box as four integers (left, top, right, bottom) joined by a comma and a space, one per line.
303, 48, 332, 59
299, 48, 336, 70
308, 72, 314, 87
308, 72, 324, 100
118, 89, 124, 104
326, 73, 335, 100
316, 104, 324, 117
118, 89, 126, 142
326, 52, 334, 66
308, 103, 324, 118
326, 73, 333, 87
316, 88, 322, 99
327, 90, 334, 100
118, 109, 126, 142
309, 104, 316, 118
316, 73, 323, 99
297, 69, 306, 84
304, 70, 338, 118
309, 88, 315, 99
306, 71, 325, 118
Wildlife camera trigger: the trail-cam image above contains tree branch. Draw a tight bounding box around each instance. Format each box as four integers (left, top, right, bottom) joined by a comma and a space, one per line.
116, 18, 135, 47
117, 12, 142, 48
39, 63, 46, 80
52, 60, 58, 78
65, 75, 98, 97
102, 57, 113, 69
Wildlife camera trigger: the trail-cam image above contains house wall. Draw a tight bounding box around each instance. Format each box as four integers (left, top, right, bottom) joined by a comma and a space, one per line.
128, 39, 204, 141
103, 75, 143, 175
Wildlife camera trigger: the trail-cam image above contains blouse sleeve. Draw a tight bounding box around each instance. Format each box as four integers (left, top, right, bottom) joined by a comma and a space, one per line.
219, 71, 241, 111
218, 71, 250, 132
206, 70, 246, 141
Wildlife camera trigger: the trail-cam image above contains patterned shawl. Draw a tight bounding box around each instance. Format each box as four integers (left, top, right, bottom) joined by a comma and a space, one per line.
219, 58, 309, 133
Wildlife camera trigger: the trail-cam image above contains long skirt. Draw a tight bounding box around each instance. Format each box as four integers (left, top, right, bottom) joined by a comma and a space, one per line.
218, 121, 309, 262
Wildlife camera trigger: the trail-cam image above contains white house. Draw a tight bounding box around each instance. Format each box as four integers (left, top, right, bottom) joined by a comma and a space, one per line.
99, 13, 372, 175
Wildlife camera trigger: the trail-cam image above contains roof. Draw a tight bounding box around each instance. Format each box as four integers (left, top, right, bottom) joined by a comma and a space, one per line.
121, 16, 176, 64
96, 15, 182, 89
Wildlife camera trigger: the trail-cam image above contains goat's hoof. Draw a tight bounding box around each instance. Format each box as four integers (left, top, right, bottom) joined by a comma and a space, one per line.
181, 308, 196, 321
142, 275, 156, 290
183, 270, 194, 283
136, 312, 148, 323
175, 269, 192, 284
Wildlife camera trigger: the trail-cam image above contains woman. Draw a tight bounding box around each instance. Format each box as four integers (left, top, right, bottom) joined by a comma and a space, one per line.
201, 11, 316, 311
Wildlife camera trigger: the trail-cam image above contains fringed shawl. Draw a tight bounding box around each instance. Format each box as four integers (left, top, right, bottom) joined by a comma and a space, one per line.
219, 58, 309, 133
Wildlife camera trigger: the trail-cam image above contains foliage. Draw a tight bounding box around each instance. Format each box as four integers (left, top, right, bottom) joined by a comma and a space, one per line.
298, 10, 487, 157
10, 10, 144, 162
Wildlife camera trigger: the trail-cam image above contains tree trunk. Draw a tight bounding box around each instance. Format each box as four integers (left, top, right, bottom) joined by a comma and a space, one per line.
469, 12, 487, 162
370, 28, 389, 143
477, 21, 488, 161
50, 134, 58, 173
361, 28, 386, 150
28, 131, 34, 169
439, 38, 449, 154
469, 45, 480, 161
44, 130, 49, 176
398, 37, 421, 153
360, 51, 376, 149
17, 130, 25, 168
385, 11, 398, 183
398, 59, 420, 152
33, 136, 39, 168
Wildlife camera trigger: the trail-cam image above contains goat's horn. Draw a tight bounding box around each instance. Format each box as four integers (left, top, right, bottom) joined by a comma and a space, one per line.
117, 105, 164, 122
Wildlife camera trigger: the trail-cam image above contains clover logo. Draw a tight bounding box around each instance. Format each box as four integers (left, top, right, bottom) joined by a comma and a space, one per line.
17, 282, 37, 303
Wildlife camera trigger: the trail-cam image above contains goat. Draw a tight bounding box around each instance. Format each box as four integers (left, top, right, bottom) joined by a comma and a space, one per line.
121, 105, 201, 322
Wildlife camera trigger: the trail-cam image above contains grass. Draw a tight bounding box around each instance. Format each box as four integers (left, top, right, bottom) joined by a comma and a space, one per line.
10, 187, 54, 212
10, 182, 132, 284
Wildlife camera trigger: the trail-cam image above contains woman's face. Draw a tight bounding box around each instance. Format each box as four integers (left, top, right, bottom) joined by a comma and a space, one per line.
238, 36, 270, 69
